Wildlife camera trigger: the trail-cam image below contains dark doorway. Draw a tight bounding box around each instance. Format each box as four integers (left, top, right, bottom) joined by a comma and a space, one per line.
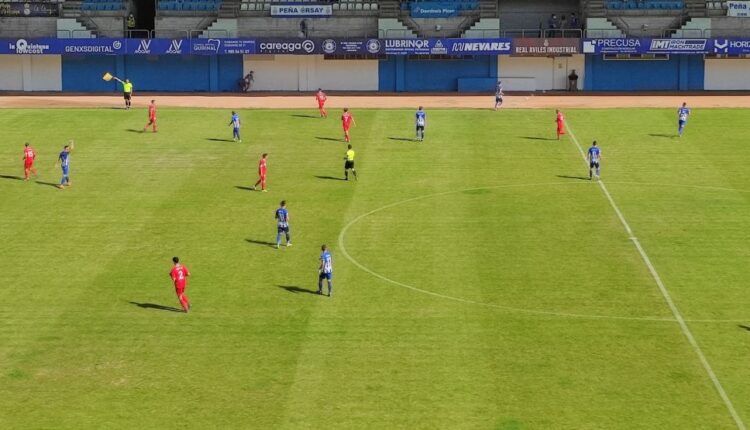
134, 0, 156, 35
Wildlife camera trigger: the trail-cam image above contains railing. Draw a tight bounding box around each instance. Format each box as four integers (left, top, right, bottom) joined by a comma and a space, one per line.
585, 29, 626, 38
379, 29, 416, 38
501, 29, 583, 38
126, 29, 152, 39
190, 29, 231, 38
55, 29, 99, 39
463, 29, 501, 38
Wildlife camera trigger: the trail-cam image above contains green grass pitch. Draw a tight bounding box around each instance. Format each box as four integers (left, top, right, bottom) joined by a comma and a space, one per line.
1, 106, 749, 429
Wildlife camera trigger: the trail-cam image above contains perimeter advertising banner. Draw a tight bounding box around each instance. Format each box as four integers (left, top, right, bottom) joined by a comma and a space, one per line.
727, 1, 750, 17
583, 38, 750, 55
270, 4, 332, 17
0, 2, 58, 17
190, 38, 256, 55
2, 37, 749, 56
382, 38, 512, 55
512, 38, 580, 56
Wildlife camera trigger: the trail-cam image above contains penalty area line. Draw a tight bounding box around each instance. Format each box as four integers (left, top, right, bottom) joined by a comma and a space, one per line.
564, 120, 746, 430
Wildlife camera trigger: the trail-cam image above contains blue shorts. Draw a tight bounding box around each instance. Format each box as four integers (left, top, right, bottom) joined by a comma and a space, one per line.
678, 120, 686, 127
319, 271, 332, 280
61, 166, 69, 175
278, 225, 289, 234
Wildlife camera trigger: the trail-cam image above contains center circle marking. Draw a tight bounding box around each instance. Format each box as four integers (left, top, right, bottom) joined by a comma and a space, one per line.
338, 181, 750, 323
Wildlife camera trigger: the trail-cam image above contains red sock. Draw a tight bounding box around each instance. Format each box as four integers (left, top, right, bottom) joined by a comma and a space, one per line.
178, 294, 189, 311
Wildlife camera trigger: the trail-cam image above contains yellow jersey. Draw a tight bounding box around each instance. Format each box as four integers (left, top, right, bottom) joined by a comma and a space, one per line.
123, 82, 133, 93
345, 149, 355, 161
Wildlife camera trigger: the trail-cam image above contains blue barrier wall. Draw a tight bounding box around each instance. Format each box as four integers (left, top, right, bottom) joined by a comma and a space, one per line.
584, 55, 704, 91
379, 56, 497, 92
62, 55, 243, 92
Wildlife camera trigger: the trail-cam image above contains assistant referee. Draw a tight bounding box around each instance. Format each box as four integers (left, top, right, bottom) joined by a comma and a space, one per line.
115, 77, 134, 110
344, 144, 357, 181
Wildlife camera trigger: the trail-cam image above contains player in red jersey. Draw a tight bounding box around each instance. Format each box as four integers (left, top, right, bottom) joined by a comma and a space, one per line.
315, 88, 327, 118
341, 108, 356, 142
169, 256, 191, 313
143, 99, 157, 133
22, 142, 38, 181
556, 110, 565, 140
252, 153, 268, 192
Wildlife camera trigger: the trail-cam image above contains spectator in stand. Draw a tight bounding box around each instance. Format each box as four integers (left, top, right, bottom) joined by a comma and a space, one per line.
245, 71, 254, 91
560, 15, 567, 32
568, 69, 579, 92
547, 14, 561, 34
299, 20, 308, 38
568, 13, 580, 30
127, 13, 136, 31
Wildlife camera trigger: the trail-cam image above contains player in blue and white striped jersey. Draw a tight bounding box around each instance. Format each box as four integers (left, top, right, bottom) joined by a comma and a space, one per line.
275, 200, 291, 249
587, 140, 601, 181
318, 244, 333, 297
677, 102, 690, 137
228, 111, 241, 142
415, 106, 426, 142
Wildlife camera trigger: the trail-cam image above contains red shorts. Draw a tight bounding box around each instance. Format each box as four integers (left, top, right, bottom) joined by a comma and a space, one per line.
148, 116, 156, 123
557, 123, 565, 134
343, 126, 350, 132
24, 160, 34, 168
174, 283, 185, 294
318, 102, 325, 108
259, 171, 267, 178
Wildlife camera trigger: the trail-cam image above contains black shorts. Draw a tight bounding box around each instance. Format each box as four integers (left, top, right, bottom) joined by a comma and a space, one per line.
496, 96, 503, 103
590, 161, 600, 169
344, 160, 355, 170
277, 225, 289, 234
416, 125, 424, 132
123, 92, 132, 101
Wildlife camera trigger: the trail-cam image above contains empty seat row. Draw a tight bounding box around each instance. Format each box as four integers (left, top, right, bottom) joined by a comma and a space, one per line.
404, 0, 479, 11
81, 1, 125, 11
159, 0, 221, 11
240, 1, 378, 10
606, 0, 684, 9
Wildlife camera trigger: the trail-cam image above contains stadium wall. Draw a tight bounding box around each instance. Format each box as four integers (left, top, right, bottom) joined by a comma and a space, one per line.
498, 55, 585, 91
0, 55, 62, 91
584, 56, 705, 91
378, 56, 498, 92
243, 55, 378, 91
703, 59, 750, 90
61, 55, 243, 92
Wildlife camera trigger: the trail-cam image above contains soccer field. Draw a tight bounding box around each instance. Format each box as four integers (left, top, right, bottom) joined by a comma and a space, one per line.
1, 106, 749, 429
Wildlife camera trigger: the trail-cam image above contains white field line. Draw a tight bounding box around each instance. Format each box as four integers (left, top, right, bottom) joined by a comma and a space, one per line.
337, 182, 676, 323
565, 120, 746, 430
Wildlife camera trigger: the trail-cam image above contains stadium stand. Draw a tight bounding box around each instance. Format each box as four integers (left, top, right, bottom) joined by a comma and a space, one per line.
159, 0, 222, 11
80, 0, 126, 12
605, 1, 684, 10
499, 0, 580, 37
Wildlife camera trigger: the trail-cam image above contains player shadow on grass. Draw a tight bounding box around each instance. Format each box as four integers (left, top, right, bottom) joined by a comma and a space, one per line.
314, 175, 345, 181
556, 175, 591, 181
235, 185, 257, 191
315, 136, 345, 143
206, 138, 235, 143
520, 136, 557, 141
0, 174, 23, 181
35, 180, 61, 188
648, 133, 676, 139
125, 128, 144, 133
128, 301, 183, 313
290, 114, 319, 119
245, 238, 277, 248
277, 285, 319, 295
388, 137, 418, 142
739, 325, 750, 332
